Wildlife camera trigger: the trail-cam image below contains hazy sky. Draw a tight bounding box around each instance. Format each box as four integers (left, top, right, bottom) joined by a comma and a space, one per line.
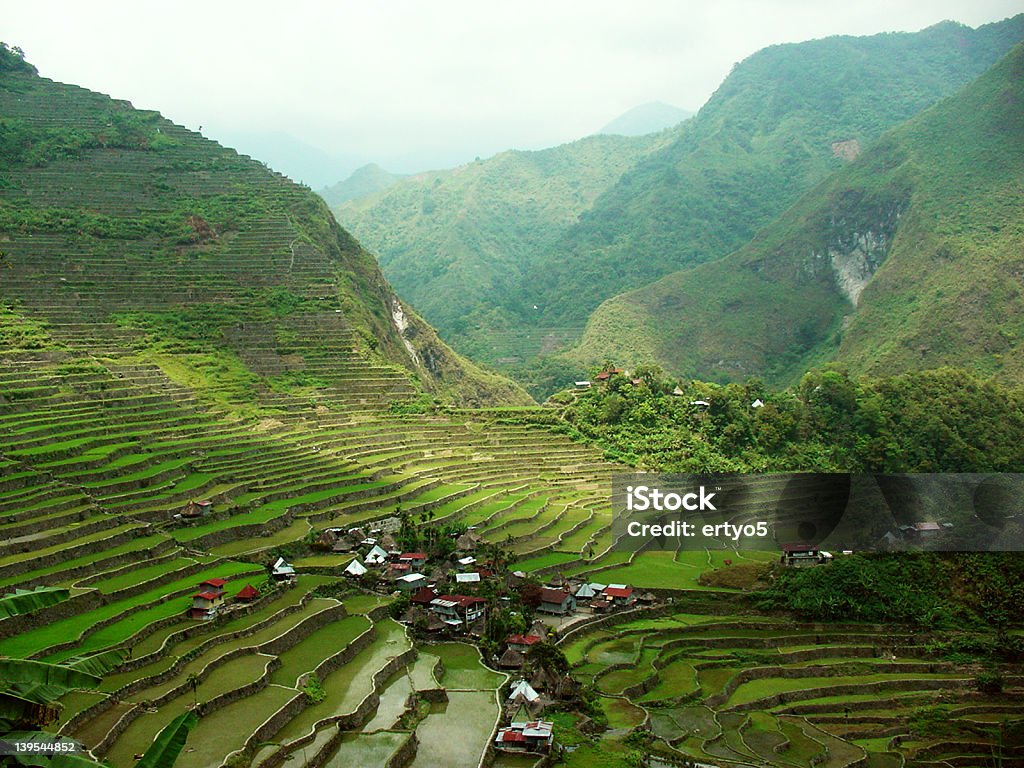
3, 1, 1021, 181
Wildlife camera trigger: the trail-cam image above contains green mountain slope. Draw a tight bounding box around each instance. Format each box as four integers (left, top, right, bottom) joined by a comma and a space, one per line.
333, 132, 668, 359
319, 162, 405, 207
332, 16, 1023, 398
530, 15, 1024, 327
567, 42, 1024, 386
0, 47, 529, 407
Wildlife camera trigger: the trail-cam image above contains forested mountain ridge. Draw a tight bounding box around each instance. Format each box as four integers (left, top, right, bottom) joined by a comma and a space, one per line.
319, 162, 405, 207
527, 15, 1024, 326
332, 15, 1024, 398
567, 40, 1024, 386
333, 131, 669, 351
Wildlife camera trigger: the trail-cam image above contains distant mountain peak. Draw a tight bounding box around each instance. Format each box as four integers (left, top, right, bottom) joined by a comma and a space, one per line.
598, 101, 693, 137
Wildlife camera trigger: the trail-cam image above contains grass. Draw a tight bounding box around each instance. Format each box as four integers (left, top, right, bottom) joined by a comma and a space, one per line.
428, 642, 505, 690
637, 659, 698, 702
1, 561, 259, 659
0, 534, 168, 590
590, 551, 730, 591
726, 672, 969, 708
269, 614, 371, 687
273, 619, 410, 744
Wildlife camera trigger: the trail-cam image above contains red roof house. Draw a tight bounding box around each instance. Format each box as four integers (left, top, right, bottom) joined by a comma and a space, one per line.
411, 586, 438, 605
604, 585, 635, 607
199, 578, 227, 595
506, 634, 543, 651
236, 584, 259, 602
538, 588, 576, 615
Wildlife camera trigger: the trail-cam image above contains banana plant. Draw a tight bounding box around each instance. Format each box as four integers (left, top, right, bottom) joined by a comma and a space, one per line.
1, 657, 196, 768
0, 587, 69, 619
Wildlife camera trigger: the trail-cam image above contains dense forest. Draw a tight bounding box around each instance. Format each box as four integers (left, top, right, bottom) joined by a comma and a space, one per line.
551, 365, 1024, 473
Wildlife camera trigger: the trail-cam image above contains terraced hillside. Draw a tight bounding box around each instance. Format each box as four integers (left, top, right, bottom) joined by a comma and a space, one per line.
561, 610, 1024, 768
0, 54, 527, 409
0, 51, 614, 766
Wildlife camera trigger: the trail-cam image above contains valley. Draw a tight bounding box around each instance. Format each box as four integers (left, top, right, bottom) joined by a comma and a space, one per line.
1, 13, 1023, 768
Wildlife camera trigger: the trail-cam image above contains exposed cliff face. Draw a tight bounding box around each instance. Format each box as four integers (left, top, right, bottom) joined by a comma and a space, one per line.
828, 228, 895, 307
818, 197, 906, 306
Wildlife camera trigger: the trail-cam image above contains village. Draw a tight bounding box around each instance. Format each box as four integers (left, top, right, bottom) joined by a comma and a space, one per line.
176, 495, 964, 762
177, 505, 661, 760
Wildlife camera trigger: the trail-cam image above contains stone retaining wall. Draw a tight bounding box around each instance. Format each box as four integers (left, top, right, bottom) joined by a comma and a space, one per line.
386, 732, 418, 768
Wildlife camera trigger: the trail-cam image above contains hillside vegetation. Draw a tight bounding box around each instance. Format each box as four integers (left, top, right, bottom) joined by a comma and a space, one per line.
335, 16, 1024, 398
597, 101, 693, 136
319, 162, 405, 207
0, 53, 528, 408
334, 132, 668, 375
550, 366, 1024, 474
569, 40, 1024, 386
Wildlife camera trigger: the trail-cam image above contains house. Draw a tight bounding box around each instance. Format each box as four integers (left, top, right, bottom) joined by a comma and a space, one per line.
190, 591, 223, 619
527, 619, 548, 639
378, 516, 402, 534
498, 647, 526, 669
603, 584, 636, 608
537, 588, 576, 616
912, 522, 943, 538
506, 634, 542, 653
672, 386, 685, 396
429, 594, 487, 628
508, 679, 540, 706
494, 721, 554, 754
751, 398, 765, 408
365, 545, 389, 566
190, 577, 227, 619
573, 582, 604, 600
344, 560, 367, 578
235, 584, 259, 602
388, 562, 412, 580
690, 400, 711, 407
198, 578, 227, 596
780, 544, 825, 567
456, 531, 481, 552
271, 557, 296, 581
595, 368, 624, 381
410, 586, 438, 606
456, 572, 481, 585
332, 538, 355, 554
574, 381, 591, 389
396, 573, 427, 592
399, 552, 427, 566
181, 499, 213, 519
457, 556, 477, 570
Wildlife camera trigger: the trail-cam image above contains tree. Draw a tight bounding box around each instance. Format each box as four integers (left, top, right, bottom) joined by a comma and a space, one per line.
525, 642, 569, 676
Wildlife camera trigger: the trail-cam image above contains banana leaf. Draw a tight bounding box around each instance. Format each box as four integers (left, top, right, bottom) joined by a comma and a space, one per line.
134, 711, 197, 768
0, 588, 69, 619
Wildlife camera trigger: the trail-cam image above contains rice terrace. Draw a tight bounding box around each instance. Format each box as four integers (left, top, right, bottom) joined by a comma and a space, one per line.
2, 9, 1024, 768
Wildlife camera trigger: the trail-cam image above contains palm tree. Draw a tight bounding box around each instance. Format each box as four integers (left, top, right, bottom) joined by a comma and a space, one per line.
187, 673, 199, 708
